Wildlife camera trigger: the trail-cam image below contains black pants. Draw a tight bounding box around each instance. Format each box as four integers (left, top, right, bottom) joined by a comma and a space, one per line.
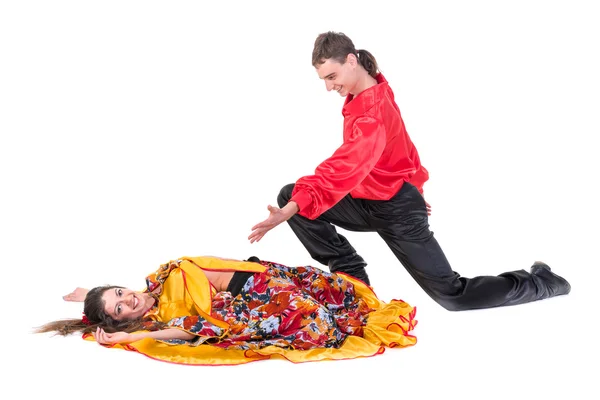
278, 182, 549, 311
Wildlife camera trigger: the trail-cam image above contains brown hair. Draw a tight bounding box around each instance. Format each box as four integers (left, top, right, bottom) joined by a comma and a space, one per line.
312, 31, 380, 78
34, 285, 164, 336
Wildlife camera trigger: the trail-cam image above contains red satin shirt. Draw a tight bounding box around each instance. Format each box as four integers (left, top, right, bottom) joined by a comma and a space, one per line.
290, 73, 429, 220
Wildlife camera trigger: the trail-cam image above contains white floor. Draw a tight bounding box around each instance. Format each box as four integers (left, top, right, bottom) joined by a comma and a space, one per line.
2, 1, 598, 399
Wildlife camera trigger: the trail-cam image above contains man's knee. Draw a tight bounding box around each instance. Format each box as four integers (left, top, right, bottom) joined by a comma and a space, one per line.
418, 274, 469, 311
429, 289, 475, 312
277, 183, 295, 208
434, 297, 467, 312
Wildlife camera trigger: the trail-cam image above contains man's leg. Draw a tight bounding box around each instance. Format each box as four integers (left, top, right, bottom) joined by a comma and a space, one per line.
370, 183, 570, 311
278, 183, 373, 284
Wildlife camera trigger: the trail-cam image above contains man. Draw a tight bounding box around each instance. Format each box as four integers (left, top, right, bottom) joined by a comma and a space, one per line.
248, 31, 570, 311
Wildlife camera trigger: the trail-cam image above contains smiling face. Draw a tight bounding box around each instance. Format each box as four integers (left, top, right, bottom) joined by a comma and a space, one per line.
101, 287, 152, 321
316, 55, 359, 97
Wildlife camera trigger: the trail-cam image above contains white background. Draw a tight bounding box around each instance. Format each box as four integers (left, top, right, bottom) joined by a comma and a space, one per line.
1, 1, 598, 398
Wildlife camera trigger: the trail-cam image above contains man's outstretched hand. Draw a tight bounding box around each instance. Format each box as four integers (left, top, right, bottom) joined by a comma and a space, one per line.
249, 202, 299, 243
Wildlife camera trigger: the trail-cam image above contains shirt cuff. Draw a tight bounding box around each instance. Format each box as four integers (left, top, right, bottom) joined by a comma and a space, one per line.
290, 189, 312, 215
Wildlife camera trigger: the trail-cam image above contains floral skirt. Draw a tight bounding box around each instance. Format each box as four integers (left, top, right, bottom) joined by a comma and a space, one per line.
207, 261, 375, 350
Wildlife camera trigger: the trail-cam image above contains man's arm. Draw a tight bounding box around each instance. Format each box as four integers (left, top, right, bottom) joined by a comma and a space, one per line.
289, 116, 386, 220
249, 117, 386, 243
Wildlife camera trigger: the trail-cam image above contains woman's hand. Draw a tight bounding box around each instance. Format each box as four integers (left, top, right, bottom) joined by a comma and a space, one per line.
63, 287, 89, 302
94, 328, 135, 345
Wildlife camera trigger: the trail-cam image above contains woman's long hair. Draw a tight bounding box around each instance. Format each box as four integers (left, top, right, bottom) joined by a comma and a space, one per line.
34, 285, 163, 336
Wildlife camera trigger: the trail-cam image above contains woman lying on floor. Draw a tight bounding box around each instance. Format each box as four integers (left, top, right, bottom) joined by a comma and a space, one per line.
36, 255, 417, 365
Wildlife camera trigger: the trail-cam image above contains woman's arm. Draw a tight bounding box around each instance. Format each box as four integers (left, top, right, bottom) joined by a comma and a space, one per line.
131, 329, 195, 341
63, 287, 89, 302
202, 270, 235, 292
94, 327, 195, 345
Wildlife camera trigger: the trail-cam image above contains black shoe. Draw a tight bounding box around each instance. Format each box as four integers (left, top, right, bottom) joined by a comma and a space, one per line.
530, 261, 571, 298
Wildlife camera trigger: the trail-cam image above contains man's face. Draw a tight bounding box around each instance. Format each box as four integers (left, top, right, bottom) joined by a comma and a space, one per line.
316, 56, 357, 97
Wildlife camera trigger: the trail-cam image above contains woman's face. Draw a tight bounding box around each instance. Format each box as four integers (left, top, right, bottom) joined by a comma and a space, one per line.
102, 288, 151, 321
316, 55, 359, 97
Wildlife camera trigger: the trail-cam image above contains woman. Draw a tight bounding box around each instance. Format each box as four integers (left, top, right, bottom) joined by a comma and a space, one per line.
36, 256, 417, 365
248, 31, 570, 311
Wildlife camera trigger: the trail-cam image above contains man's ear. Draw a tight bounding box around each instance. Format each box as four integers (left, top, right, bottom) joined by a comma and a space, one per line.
346, 53, 358, 67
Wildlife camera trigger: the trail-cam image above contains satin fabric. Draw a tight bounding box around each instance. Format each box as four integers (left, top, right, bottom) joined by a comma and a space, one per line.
85, 256, 417, 365
290, 74, 429, 220
145, 257, 267, 329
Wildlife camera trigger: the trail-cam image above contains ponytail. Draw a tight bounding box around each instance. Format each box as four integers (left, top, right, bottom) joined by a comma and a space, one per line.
312, 32, 381, 78
356, 49, 379, 78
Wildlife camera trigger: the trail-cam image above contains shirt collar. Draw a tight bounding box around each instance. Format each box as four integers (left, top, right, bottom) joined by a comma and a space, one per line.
342, 73, 388, 117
